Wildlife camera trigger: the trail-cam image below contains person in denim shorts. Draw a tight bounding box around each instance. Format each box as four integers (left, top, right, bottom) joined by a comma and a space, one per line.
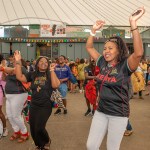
54, 55, 72, 115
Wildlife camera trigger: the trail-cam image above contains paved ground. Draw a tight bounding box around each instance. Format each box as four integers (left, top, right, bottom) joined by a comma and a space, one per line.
0, 91, 150, 150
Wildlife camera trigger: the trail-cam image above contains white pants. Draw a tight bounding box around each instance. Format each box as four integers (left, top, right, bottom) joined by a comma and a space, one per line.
87, 111, 128, 150
6, 93, 28, 134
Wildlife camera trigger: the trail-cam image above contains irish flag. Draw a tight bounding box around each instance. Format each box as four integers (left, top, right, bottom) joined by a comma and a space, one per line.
29, 25, 40, 37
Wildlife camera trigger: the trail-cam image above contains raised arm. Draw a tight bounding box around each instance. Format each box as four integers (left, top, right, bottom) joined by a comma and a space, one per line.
0, 66, 15, 74
49, 63, 60, 89
128, 7, 145, 71
14, 50, 27, 82
86, 20, 105, 62
0, 59, 15, 74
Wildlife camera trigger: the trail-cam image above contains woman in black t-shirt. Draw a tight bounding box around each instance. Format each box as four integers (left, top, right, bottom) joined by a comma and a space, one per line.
14, 51, 60, 150
86, 7, 145, 150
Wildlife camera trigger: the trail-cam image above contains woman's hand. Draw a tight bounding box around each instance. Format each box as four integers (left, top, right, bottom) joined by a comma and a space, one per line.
1, 59, 7, 67
14, 50, 21, 61
92, 20, 105, 32
129, 7, 145, 23
50, 63, 56, 71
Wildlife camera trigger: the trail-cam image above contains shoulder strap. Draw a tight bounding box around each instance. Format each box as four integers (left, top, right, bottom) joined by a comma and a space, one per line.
0, 85, 5, 97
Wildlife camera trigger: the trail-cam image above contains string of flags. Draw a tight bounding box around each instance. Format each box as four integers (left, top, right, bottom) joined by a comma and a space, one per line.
0, 37, 102, 43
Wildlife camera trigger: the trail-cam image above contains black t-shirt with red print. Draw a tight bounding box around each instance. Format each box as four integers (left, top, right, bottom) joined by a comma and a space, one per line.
96, 56, 132, 117
25, 71, 53, 108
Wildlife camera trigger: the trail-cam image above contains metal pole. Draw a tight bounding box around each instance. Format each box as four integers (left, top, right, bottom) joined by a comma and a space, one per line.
27, 43, 28, 60
51, 42, 53, 61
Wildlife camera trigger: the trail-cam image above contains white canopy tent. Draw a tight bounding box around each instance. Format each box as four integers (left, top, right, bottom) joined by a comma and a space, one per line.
0, 0, 150, 26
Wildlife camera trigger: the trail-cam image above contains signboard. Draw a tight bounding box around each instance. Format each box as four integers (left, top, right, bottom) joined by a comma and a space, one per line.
29, 25, 40, 37
40, 24, 66, 37
102, 27, 125, 38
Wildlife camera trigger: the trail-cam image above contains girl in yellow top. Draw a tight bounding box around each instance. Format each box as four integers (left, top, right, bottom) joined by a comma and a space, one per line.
77, 59, 87, 93
131, 63, 145, 99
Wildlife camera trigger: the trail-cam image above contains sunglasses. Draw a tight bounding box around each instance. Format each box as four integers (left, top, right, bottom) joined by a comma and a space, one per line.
105, 38, 118, 44
38, 56, 49, 59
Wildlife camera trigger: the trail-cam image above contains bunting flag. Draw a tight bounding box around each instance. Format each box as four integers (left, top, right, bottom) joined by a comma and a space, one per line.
0, 37, 90, 43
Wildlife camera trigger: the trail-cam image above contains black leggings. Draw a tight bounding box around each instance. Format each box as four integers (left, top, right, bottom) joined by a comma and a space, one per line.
29, 104, 52, 148
139, 90, 142, 96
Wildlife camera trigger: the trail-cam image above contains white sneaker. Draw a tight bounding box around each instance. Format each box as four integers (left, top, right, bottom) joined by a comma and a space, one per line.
79, 90, 82, 93
2, 128, 8, 137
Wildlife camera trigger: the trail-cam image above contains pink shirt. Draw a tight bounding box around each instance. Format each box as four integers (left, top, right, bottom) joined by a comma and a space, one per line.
0, 72, 6, 92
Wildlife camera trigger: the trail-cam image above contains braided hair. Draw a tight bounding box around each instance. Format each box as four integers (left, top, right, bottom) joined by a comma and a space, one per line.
33, 56, 50, 81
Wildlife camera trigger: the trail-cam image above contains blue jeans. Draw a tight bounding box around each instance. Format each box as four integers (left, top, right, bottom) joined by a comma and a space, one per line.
126, 120, 132, 131
58, 83, 68, 99
69, 74, 77, 84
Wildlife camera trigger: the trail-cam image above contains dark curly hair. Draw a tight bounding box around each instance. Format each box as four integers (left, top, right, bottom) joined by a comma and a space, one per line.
0, 54, 4, 64
33, 56, 50, 81
80, 58, 85, 64
105, 36, 129, 62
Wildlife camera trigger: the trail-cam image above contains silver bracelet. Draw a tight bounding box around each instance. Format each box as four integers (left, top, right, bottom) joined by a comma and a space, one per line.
16, 62, 21, 65
90, 30, 96, 36
50, 69, 54, 72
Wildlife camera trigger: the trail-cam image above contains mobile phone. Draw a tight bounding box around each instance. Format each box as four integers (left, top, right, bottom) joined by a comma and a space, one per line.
132, 10, 142, 16
19, 51, 20, 54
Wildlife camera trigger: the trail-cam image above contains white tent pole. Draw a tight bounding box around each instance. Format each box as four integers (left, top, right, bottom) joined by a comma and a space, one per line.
51, 42, 53, 61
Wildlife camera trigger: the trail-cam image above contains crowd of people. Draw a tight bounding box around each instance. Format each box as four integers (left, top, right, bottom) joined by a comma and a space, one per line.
0, 7, 149, 150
